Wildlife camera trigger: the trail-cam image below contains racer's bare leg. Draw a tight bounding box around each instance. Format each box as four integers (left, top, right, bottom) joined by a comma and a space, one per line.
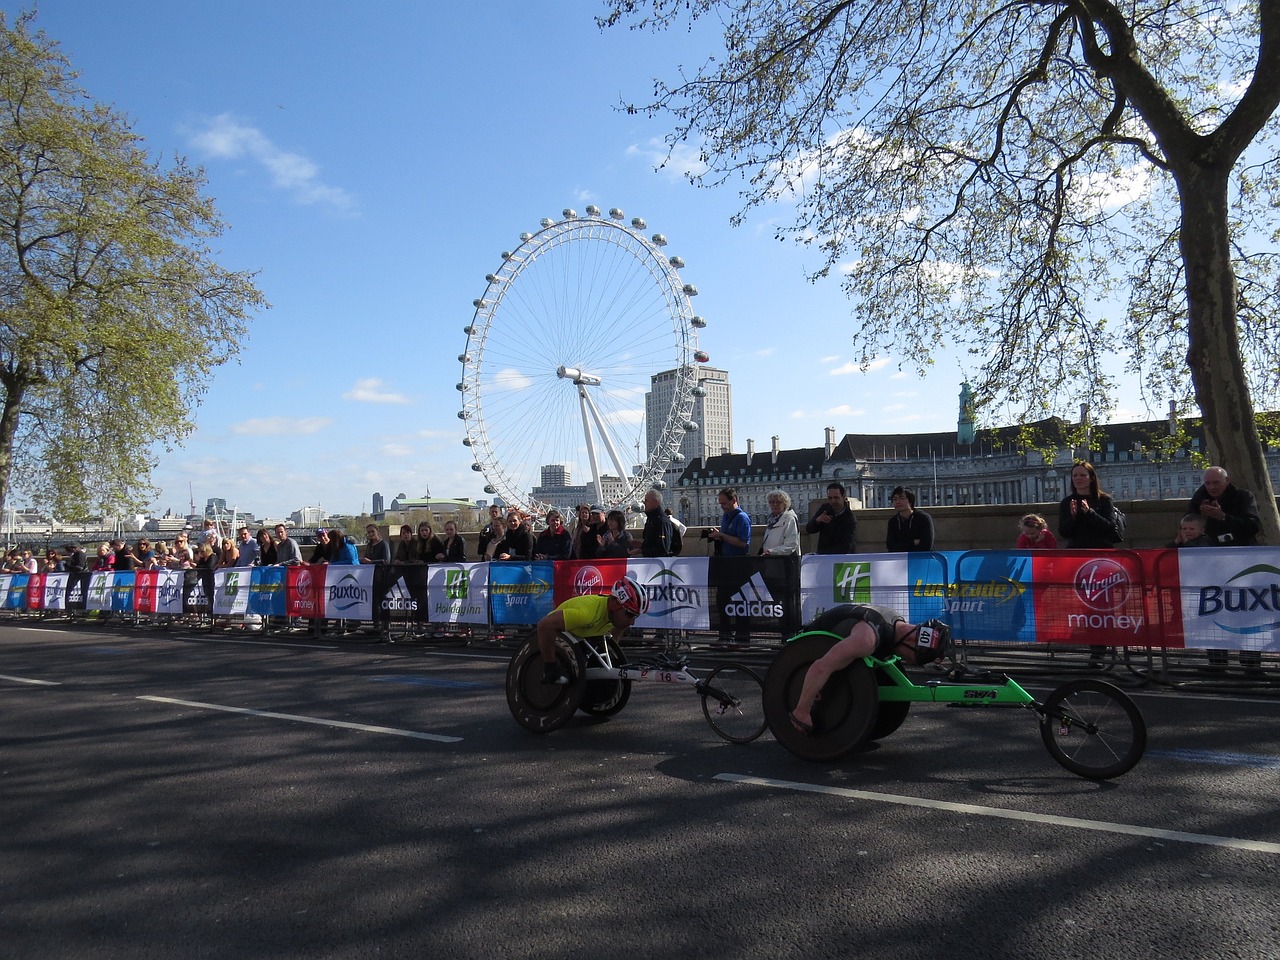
789, 622, 878, 732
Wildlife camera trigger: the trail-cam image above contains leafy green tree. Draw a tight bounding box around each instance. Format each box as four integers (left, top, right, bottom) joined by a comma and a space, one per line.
604, 0, 1280, 536
0, 14, 266, 521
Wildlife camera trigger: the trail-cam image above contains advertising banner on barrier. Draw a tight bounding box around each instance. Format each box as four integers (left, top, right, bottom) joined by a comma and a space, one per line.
800, 554, 910, 622
26, 573, 46, 611
325, 564, 374, 621
372, 564, 429, 623
710, 557, 800, 636
1, 573, 28, 610
1174, 545, 1280, 652
1030, 550, 1151, 646
489, 561, 554, 625
212, 569, 251, 616
553, 559, 628, 607
136, 569, 183, 616
65, 572, 87, 612
949, 551, 1037, 643
44, 573, 70, 611
87, 571, 113, 611
248, 566, 287, 618
286, 564, 324, 619
183, 570, 213, 616
626, 558, 711, 630
426, 563, 489, 624
111, 572, 135, 612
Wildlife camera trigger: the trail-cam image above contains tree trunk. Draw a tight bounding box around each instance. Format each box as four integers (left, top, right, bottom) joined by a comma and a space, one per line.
0, 374, 24, 519
1178, 165, 1280, 542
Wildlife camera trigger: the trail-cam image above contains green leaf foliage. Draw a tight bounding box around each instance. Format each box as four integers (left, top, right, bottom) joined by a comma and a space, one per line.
0, 12, 267, 521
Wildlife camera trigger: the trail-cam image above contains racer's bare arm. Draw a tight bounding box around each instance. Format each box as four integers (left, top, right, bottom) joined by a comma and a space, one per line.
537, 609, 568, 663
791, 621, 878, 727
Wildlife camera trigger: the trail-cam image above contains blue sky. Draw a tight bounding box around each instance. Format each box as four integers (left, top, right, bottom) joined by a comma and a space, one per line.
14, 1, 1151, 520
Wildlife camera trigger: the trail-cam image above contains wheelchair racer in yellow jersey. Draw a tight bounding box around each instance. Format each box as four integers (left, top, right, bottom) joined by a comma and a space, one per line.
535, 576, 650, 685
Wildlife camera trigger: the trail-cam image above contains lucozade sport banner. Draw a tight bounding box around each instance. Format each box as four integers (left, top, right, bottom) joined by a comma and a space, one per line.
248, 566, 287, 617
489, 561, 555, 625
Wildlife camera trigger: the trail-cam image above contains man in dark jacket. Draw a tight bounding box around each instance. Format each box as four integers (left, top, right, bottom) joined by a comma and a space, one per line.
1189, 465, 1263, 673
805, 482, 858, 554
640, 490, 674, 557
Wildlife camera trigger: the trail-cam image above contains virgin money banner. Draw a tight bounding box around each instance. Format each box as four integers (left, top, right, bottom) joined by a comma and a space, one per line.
286, 564, 325, 619
136, 569, 184, 616
949, 551, 1037, 644
1174, 545, 1280, 652
426, 562, 489, 624
212, 568, 252, 616
1030, 551, 1151, 647
553, 559, 629, 607
26, 573, 46, 611
489, 561, 554, 625
325, 564, 374, 621
87, 571, 114, 611
799, 553, 910, 623
372, 564, 429, 623
248, 566, 287, 617
625, 558, 711, 630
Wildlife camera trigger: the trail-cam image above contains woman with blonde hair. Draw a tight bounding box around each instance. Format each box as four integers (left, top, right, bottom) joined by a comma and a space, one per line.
760, 490, 800, 556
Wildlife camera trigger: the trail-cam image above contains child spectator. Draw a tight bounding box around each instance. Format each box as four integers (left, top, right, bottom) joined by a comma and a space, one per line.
1016, 514, 1058, 548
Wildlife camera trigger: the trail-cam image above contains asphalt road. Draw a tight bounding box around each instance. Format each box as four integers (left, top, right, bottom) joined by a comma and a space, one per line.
2, 621, 1278, 960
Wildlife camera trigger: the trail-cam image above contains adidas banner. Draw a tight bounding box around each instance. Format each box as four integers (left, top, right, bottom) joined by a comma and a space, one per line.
710, 557, 801, 634
426, 562, 489, 624
183, 570, 214, 616
65, 572, 88, 612
372, 564, 429, 623
625, 559, 711, 630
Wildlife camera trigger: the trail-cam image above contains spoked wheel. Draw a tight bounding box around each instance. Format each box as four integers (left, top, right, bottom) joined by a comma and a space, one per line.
579, 637, 632, 717
700, 662, 766, 743
763, 632, 880, 761
1038, 678, 1147, 779
506, 632, 586, 734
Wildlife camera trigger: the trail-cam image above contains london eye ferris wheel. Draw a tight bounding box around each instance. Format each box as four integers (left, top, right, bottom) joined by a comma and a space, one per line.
457, 206, 708, 514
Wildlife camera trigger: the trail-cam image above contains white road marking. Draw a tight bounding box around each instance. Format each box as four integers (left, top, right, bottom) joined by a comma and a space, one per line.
0, 674, 60, 686
137, 695, 463, 743
715, 773, 1280, 855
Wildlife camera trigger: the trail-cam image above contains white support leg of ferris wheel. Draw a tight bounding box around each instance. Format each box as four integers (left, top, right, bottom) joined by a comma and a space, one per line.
576, 383, 606, 509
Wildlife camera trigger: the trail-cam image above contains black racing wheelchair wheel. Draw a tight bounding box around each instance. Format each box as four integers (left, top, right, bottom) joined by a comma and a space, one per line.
1039, 678, 1147, 779
763, 632, 880, 761
506, 632, 586, 734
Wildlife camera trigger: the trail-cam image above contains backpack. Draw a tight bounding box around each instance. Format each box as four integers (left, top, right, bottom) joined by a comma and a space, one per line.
667, 521, 683, 556
1109, 505, 1127, 543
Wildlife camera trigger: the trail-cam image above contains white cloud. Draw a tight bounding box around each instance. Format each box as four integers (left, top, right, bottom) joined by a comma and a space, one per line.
343, 378, 410, 404
830, 357, 890, 375
627, 138, 709, 181
380, 443, 413, 457
493, 368, 534, 391
231, 416, 332, 436
187, 113, 356, 213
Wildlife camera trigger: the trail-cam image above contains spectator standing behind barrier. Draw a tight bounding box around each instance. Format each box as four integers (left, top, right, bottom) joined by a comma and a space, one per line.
1189, 466, 1264, 673
574, 507, 605, 560
64, 542, 86, 574
113, 540, 138, 572
91, 542, 114, 571
477, 505, 503, 558
331, 533, 359, 564
497, 515, 534, 560
393, 524, 417, 563
1058, 461, 1121, 548
568, 503, 591, 558
708, 487, 751, 556
273, 524, 303, 565
416, 522, 446, 563
362, 524, 391, 564
169, 535, 193, 569
1168, 513, 1214, 547
535, 510, 574, 560
195, 542, 219, 571
198, 518, 218, 548
41, 549, 61, 572
135, 539, 155, 568
886, 486, 934, 552
440, 521, 467, 561
1189, 465, 1261, 546
482, 518, 506, 561
308, 529, 332, 564
806, 482, 857, 554
256, 528, 277, 566
600, 510, 634, 558
1016, 514, 1058, 548
760, 490, 800, 556
640, 490, 675, 557
234, 526, 259, 566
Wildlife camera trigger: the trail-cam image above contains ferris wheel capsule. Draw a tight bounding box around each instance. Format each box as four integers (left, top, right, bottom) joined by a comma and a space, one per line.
694, 350, 710, 362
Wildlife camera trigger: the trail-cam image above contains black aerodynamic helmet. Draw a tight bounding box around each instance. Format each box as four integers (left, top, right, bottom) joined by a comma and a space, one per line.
911, 619, 952, 664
